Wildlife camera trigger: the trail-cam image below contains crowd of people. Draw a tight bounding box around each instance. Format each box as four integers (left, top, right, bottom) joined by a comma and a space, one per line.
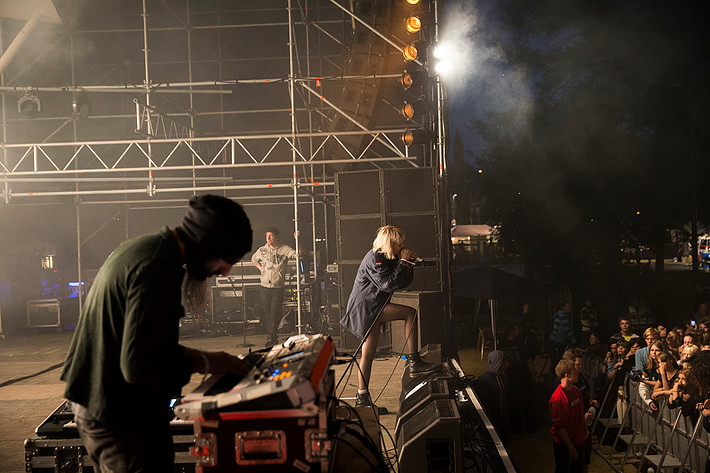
473, 299, 710, 473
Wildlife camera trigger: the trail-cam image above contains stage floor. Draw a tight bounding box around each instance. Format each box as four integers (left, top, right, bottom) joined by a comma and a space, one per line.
0, 329, 406, 472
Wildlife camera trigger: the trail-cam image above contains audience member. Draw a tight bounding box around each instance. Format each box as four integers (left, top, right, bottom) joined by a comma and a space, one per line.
602, 340, 634, 418
684, 351, 710, 473
550, 301, 576, 369
499, 324, 536, 434
518, 305, 541, 370
580, 332, 606, 359
639, 340, 665, 411
628, 301, 651, 336
604, 341, 617, 366
699, 319, 710, 345
666, 328, 683, 358
657, 325, 667, 342
634, 327, 660, 372
578, 298, 598, 345
667, 369, 701, 424
608, 316, 640, 346
651, 352, 680, 401
680, 344, 700, 368
474, 351, 510, 444
564, 350, 597, 473
695, 302, 708, 323
683, 332, 700, 349
549, 358, 588, 473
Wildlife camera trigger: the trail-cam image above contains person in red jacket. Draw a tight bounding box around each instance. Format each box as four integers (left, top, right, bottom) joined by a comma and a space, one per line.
548, 358, 590, 473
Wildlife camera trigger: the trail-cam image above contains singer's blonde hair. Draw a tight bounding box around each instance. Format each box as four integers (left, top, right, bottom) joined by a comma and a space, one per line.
372, 225, 405, 260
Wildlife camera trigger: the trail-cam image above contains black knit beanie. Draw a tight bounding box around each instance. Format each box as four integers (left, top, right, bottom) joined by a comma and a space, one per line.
176, 195, 252, 265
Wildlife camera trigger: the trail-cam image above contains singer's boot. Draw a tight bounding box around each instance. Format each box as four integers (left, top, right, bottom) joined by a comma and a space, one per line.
406, 353, 437, 377
355, 391, 373, 408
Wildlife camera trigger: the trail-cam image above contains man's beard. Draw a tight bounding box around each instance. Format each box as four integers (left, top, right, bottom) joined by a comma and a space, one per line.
182, 274, 208, 317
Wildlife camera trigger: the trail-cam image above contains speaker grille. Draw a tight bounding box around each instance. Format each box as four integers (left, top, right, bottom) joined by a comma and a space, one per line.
400, 380, 450, 415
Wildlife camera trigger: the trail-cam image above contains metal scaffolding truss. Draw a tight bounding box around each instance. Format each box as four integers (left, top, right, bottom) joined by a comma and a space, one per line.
0, 0, 448, 332
1, 1, 443, 200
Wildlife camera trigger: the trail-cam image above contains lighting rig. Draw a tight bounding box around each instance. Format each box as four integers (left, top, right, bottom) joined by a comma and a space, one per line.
398, 0, 435, 149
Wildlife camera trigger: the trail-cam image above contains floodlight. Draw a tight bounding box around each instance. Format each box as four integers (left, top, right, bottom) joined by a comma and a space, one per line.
405, 15, 422, 34
17, 92, 41, 116
403, 41, 427, 62
399, 69, 428, 89
401, 128, 431, 146
403, 44, 419, 61
72, 91, 91, 120
400, 99, 428, 120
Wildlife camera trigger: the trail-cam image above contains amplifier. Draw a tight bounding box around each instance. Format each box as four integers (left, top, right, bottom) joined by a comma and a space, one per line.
396, 399, 464, 473
390, 291, 444, 354
27, 299, 61, 329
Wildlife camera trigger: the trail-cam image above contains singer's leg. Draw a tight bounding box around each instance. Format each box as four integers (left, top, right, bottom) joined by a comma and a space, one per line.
378, 303, 418, 353
358, 324, 380, 391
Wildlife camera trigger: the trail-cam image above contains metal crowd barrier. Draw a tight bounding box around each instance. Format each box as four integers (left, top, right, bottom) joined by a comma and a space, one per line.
584, 363, 710, 473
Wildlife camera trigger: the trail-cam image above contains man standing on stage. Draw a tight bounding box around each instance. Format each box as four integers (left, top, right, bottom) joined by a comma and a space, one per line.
61, 194, 253, 472
549, 358, 589, 473
251, 227, 301, 345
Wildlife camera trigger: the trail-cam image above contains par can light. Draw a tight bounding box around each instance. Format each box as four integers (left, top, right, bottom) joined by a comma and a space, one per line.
405, 16, 422, 34
401, 129, 430, 146
403, 44, 419, 61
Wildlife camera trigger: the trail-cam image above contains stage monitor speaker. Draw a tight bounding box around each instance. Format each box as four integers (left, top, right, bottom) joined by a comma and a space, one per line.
401, 361, 454, 402
396, 399, 464, 473
385, 168, 436, 214
395, 378, 453, 440
336, 170, 382, 216
390, 291, 444, 354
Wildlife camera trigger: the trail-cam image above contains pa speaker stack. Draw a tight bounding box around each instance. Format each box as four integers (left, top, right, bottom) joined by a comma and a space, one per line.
395, 351, 464, 473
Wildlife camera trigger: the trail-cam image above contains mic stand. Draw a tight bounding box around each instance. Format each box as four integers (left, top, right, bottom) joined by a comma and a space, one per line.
335, 293, 393, 415
229, 266, 254, 348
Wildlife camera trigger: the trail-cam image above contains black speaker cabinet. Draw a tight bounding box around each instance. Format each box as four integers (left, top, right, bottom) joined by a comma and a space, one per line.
390, 291, 444, 354
211, 287, 244, 323
335, 170, 382, 216
337, 217, 383, 261
395, 378, 453, 440
396, 399, 464, 473
385, 168, 436, 214
388, 213, 438, 259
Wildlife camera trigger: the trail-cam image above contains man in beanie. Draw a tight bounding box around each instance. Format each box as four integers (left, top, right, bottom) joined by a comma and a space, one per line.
61, 194, 253, 472
473, 350, 510, 444
251, 226, 302, 346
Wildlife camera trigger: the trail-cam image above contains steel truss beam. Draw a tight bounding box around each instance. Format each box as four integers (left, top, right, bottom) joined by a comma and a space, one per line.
1, 129, 412, 175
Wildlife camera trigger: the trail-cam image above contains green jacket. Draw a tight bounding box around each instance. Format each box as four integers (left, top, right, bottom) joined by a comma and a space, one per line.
61, 227, 193, 429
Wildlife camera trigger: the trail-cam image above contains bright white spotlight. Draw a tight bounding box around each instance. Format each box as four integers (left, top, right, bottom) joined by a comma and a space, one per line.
435, 60, 453, 77
433, 43, 453, 60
